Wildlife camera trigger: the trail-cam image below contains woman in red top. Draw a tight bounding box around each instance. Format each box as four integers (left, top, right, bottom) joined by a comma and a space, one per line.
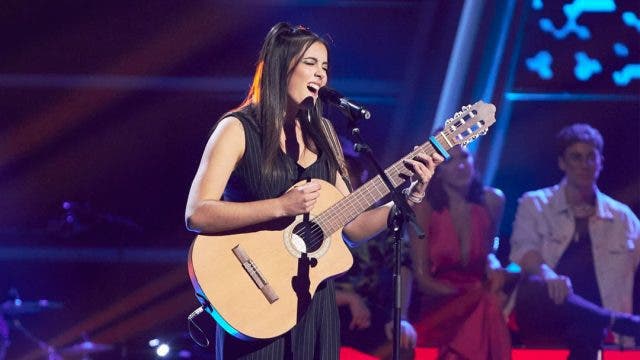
409, 145, 511, 360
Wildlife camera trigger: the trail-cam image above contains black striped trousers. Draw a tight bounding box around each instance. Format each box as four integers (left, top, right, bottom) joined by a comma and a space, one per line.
216, 279, 340, 360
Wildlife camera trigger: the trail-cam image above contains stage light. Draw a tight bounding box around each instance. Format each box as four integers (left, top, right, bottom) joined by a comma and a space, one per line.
156, 343, 170, 357
148, 338, 160, 347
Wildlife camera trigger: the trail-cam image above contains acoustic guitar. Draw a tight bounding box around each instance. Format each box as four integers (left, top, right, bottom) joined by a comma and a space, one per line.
188, 101, 496, 340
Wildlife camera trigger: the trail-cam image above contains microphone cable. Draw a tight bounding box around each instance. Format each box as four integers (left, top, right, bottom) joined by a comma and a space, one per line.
187, 304, 210, 348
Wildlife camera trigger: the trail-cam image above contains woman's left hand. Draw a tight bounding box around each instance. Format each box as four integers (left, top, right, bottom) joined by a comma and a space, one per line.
403, 148, 444, 199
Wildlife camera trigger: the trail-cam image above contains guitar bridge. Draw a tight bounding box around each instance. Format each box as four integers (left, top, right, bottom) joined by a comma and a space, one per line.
232, 245, 279, 304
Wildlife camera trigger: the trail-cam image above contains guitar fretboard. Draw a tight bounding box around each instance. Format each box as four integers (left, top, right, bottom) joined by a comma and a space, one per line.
315, 132, 451, 236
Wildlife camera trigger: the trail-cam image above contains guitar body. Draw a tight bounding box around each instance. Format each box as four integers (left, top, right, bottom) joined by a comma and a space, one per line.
188, 179, 354, 340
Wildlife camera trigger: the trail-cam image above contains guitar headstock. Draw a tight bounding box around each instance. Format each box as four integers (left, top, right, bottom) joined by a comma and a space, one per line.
440, 101, 496, 147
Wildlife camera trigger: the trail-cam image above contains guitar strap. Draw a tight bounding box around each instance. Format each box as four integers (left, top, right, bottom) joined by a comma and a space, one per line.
319, 117, 353, 192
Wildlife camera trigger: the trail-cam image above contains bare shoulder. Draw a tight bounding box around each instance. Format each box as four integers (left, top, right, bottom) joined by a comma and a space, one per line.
204, 116, 246, 158
484, 187, 505, 212
190, 115, 247, 201
484, 187, 505, 204
213, 116, 245, 140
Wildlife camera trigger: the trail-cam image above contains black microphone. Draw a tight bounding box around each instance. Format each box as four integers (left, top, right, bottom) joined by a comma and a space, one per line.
319, 87, 371, 120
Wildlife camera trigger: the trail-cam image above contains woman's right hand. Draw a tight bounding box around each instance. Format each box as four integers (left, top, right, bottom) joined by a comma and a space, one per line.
277, 180, 322, 217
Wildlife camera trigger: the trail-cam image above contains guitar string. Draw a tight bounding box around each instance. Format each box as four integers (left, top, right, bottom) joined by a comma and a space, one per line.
296, 173, 389, 248
305, 135, 456, 248
299, 156, 420, 250
299, 140, 443, 251
298, 132, 466, 250
300, 106, 489, 250
296, 181, 381, 248
305, 111, 486, 246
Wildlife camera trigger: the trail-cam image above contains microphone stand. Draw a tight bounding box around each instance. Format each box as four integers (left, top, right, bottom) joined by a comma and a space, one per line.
348, 117, 424, 360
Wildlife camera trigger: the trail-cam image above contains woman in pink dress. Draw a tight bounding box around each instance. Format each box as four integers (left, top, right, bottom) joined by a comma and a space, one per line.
409, 145, 511, 360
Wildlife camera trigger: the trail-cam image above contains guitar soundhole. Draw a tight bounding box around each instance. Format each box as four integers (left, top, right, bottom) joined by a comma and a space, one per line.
291, 221, 325, 253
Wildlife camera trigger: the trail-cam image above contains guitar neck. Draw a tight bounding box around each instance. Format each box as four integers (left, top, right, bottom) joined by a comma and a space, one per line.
315, 132, 451, 236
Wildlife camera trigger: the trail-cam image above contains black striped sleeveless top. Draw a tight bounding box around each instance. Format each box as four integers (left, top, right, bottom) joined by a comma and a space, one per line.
222, 106, 336, 201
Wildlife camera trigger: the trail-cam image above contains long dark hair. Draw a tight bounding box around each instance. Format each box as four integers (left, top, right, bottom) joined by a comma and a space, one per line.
425, 158, 485, 212
234, 22, 338, 187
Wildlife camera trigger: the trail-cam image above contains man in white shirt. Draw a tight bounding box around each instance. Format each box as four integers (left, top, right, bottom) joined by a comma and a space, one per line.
509, 123, 640, 360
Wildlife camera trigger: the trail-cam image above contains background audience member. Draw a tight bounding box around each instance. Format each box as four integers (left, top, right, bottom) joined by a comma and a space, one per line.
509, 123, 640, 360
409, 145, 512, 360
